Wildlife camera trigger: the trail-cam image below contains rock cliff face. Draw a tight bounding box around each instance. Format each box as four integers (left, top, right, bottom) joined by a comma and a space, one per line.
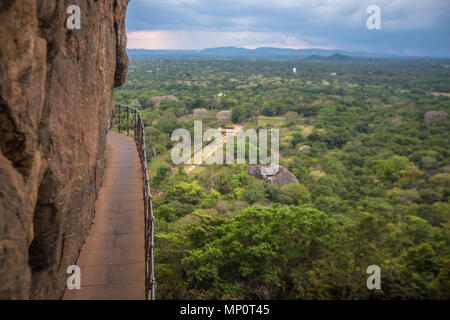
0, 0, 129, 299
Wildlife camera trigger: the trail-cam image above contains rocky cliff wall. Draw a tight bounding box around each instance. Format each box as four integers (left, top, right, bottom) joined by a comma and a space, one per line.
0, 0, 129, 299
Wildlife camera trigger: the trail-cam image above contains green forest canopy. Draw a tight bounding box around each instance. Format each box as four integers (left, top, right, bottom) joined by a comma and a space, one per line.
114, 58, 450, 299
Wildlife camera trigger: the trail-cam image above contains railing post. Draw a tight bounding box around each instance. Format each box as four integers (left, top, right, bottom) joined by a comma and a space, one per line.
127, 108, 130, 136
134, 110, 137, 140
118, 105, 121, 133
110, 104, 115, 130
149, 194, 156, 300
143, 178, 149, 300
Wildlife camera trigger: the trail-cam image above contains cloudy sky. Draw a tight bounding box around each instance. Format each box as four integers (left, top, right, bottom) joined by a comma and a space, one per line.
126, 0, 450, 56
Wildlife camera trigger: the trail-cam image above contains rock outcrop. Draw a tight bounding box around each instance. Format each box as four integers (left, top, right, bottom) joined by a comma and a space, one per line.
0, 0, 129, 299
246, 165, 299, 185
151, 95, 179, 106
424, 111, 447, 123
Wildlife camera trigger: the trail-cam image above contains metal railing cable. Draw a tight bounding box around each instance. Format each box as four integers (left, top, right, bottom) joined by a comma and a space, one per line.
110, 103, 156, 300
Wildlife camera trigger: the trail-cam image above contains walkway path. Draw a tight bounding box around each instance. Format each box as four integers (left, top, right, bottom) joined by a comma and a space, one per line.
63, 131, 145, 300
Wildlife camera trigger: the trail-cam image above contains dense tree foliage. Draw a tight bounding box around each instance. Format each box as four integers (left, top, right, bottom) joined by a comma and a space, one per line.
115, 58, 450, 299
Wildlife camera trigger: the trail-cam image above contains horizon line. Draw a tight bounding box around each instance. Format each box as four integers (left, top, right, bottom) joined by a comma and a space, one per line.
125, 46, 450, 58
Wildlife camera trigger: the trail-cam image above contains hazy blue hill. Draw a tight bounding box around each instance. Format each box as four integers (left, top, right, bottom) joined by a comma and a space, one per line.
201, 46, 398, 58
126, 47, 450, 65
303, 53, 355, 63
201, 47, 250, 55
128, 47, 397, 59
127, 49, 201, 59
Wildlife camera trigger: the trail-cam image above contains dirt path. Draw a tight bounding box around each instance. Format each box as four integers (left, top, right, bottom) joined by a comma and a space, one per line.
185, 124, 243, 174
63, 131, 145, 300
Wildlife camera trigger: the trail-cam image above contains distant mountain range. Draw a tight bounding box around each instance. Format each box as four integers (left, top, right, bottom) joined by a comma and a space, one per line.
200, 47, 398, 58
303, 53, 355, 62
127, 46, 400, 59
127, 47, 450, 64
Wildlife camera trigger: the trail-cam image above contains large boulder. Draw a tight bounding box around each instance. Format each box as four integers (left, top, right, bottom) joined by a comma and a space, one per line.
424, 111, 447, 123
0, 0, 129, 299
151, 95, 179, 106
246, 165, 299, 185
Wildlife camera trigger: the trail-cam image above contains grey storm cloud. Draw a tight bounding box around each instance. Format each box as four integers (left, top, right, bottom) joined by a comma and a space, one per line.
125, 0, 450, 56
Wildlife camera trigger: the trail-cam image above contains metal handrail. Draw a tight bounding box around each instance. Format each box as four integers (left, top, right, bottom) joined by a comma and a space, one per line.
111, 103, 156, 300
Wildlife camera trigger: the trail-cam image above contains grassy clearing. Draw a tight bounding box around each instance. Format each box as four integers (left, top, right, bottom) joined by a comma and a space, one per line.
192, 108, 209, 118
256, 116, 286, 127
148, 156, 171, 178
190, 166, 206, 175
431, 92, 450, 97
